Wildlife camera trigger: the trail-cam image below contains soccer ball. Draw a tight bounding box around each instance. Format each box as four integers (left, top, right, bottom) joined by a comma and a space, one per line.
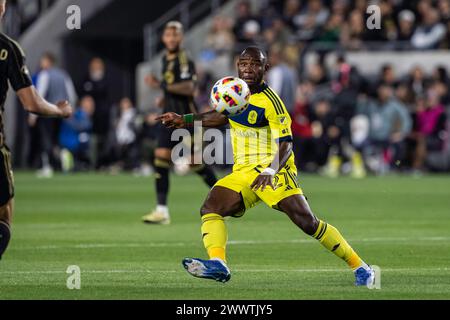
210, 76, 251, 116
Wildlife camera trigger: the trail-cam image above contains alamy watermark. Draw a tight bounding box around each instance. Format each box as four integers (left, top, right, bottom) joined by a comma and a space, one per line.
66, 5, 81, 30
367, 4, 381, 30
66, 265, 81, 290
368, 265, 381, 290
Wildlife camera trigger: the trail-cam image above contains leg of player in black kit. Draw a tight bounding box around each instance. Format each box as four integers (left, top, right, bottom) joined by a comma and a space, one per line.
142, 147, 172, 225
155, 157, 170, 206
0, 216, 11, 260
192, 165, 217, 188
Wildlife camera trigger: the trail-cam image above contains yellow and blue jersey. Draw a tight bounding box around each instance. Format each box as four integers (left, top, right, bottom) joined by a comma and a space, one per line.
227, 82, 295, 172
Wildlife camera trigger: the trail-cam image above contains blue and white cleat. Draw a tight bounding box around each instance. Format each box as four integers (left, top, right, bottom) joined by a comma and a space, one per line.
182, 257, 231, 283
354, 265, 375, 287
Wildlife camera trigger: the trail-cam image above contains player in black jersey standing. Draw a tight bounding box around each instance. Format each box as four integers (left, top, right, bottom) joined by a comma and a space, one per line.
142, 21, 217, 225
0, 0, 72, 260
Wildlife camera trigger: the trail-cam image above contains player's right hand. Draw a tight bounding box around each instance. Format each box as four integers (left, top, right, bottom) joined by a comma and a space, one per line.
56, 100, 73, 118
156, 112, 185, 128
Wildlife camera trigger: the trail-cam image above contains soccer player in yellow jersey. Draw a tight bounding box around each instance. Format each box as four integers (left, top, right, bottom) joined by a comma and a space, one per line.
157, 47, 375, 286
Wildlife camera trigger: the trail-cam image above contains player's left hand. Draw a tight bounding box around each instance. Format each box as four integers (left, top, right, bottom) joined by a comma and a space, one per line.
251, 173, 275, 192
145, 74, 160, 89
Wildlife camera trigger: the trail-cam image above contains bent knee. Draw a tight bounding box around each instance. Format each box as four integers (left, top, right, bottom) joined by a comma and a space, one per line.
0, 201, 13, 224
154, 148, 171, 160
288, 208, 319, 235
301, 217, 319, 235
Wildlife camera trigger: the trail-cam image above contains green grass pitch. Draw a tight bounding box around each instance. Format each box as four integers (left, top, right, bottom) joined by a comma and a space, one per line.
0, 171, 449, 299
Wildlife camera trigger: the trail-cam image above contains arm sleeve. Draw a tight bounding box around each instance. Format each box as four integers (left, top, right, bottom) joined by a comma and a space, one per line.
264, 90, 293, 143
7, 40, 32, 91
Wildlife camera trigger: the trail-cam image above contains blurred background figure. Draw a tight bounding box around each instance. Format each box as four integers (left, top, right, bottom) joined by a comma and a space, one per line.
29, 52, 77, 178
111, 97, 139, 173
82, 57, 112, 170
59, 95, 95, 172
267, 43, 298, 113
408, 89, 448, 174
356, 85, 412, 174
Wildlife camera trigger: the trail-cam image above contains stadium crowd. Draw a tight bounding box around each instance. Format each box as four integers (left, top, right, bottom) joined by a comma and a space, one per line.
13, 0, 450, 176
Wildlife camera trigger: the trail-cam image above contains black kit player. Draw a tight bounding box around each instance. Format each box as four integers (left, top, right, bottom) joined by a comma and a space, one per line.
0, 0, 72, 260
142, 21, 217, 225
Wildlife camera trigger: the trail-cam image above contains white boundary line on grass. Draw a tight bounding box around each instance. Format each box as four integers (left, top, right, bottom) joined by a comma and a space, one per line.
0, 267, 449, 275
10, 236, 450, 250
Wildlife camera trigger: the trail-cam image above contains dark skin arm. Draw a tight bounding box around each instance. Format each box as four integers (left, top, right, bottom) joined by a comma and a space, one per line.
145, 74, 195, 97
16, 86, 72, 118
156, 110, 229, 128
250, 141, 293, 192
165, 81, 195, 96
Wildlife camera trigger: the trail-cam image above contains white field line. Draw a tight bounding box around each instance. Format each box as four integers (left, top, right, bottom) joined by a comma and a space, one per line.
0, 267, 449, 275
10, 236, 450, 251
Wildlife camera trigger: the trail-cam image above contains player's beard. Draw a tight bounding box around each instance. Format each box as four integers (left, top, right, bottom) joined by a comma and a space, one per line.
242, 75, 264, 93
167, 45, 180, 54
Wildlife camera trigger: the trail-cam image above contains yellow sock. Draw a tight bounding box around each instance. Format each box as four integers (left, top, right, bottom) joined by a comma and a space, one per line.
201, 213, 227, 262
352, 151, 363, 167
313, 220, 364, 270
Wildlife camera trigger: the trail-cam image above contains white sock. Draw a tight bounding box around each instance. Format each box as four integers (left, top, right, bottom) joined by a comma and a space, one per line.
156, 205, 169, 218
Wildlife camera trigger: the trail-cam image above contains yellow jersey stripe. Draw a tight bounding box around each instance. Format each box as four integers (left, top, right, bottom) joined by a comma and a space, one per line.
265, 88, 287, 115
262, 89, 283, 115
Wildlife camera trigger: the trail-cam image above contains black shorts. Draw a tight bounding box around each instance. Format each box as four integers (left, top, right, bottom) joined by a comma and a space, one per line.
0, 145, 14, 206
157, 124, 195, 150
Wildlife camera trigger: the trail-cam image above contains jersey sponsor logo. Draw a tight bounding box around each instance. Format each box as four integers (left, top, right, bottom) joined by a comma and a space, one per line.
22, 65, 30, 76
164, 71, 175, 84
0, 49, 8, 61
180, 64, 191, 80
247, 110, 258, 124
277, 115, 287, 125
233, 128, 258, 138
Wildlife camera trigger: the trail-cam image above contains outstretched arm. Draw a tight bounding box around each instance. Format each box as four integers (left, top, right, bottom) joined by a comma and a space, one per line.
156, 110, 228, 129
250, 141, 293, 192
165, 81, 195, 96
16, 86, 72, 118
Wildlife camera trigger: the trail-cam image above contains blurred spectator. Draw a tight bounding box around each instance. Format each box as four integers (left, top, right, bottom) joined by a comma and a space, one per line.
411, 8, 446, 49
395, 82, 415, 112
135, 111, 160, 176
59, 96, 95, 172
397, 10, 416, 48
341, 9, 368, 50
408, 66, 429, 98
409, 90, 448, 172
292, 0, 329, 41
233, 0, 260, 43
356, 85, 412, 173
204, 15, 235, 55
439, 0, 450, 22
262, 16, 292, 47
111, 97, 139, 171
317, 11, 344, 43
283, 0, 301, 31
291, 86, 314, 171
267, 44, 298, 113
30, 52, 77, 178
200, 16, 235, 76
82, 57, 112, 170
375, 64, 399, 93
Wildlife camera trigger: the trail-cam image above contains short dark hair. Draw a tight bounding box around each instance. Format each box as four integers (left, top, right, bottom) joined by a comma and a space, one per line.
42, 52, 57, 64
